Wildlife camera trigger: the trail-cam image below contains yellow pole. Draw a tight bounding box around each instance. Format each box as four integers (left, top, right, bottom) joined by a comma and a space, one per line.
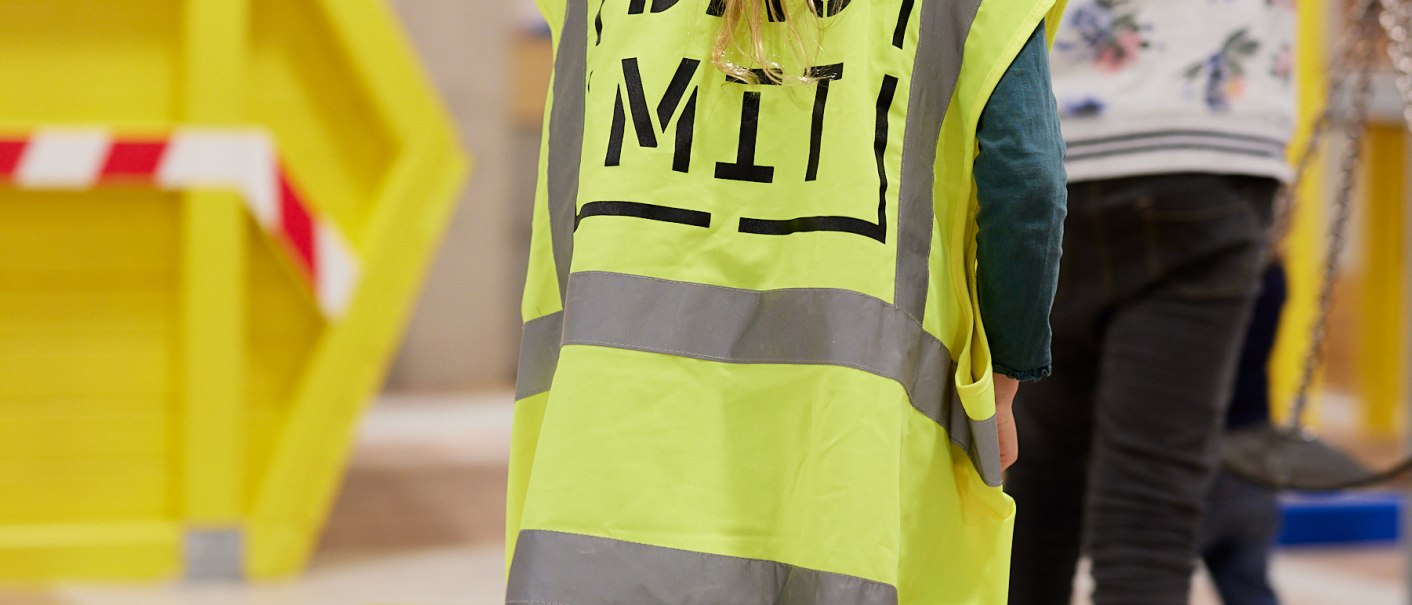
179, 0, 249, 581
1357, 125, 1406, 437
1270, 0, 1330, 422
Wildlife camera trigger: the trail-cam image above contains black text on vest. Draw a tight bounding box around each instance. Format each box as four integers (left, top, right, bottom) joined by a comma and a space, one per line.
605, 57, 700, 174
604, 59, 844, 185
716, 64, 844, 184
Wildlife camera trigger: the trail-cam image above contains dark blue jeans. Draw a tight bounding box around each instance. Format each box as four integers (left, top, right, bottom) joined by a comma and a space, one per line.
1006, 174, 1277, 605
1199, 470, 1282, 605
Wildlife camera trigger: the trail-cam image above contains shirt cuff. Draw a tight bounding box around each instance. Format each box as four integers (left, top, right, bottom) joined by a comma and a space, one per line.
994, 363, 1052, 382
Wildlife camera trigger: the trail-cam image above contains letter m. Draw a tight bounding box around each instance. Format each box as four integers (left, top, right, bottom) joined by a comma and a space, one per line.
606, 57, 701, 173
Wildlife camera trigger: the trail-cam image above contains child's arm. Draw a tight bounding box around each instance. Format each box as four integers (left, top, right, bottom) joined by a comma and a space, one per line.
972, 23, 1068, 469
973, 22, 1068, 385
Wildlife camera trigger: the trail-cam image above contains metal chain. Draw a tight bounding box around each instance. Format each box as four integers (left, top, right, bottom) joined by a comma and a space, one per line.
1270, 0, 1379, 246
1288, 2, 1383, 427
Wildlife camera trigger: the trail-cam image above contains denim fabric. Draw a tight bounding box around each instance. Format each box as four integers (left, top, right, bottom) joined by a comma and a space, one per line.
1199, 471, 1283, 605
974, 23, 1068, 381
1005, 173, 1277, 605
1197, 261, 1286, 605
1226, 263, 1286, 429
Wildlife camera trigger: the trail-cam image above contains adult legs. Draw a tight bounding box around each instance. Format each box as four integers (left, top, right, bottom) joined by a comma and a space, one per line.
1200, 472, 1282, 605
1084, 175, 1272, 604
1085, 291, 1254, 604
1009, 175, 1272, 605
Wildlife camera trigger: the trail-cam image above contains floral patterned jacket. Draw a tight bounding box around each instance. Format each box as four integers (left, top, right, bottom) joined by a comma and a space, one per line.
1051, 0, 1297, 183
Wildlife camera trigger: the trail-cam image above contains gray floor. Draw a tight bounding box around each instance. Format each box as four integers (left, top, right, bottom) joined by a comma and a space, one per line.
0, 392, 1402, 605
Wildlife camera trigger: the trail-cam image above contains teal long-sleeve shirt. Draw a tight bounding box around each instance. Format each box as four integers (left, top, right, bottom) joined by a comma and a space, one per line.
972, 24, 1067, 381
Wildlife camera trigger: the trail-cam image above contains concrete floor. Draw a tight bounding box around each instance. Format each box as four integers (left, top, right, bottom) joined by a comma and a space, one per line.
0, 391, 1404, 605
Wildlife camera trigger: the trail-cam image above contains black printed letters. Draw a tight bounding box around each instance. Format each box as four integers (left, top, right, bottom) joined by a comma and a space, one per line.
584, 0, 891, 243
606, 58, 701, 173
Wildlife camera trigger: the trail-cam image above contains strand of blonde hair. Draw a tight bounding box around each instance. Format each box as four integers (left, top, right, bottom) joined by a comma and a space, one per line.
711, 0, 822, 85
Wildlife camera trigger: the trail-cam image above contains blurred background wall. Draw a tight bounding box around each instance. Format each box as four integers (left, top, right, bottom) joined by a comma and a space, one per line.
385, 0, 538, 392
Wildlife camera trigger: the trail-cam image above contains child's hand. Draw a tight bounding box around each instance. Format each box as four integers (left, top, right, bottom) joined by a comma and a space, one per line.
994, 375, 1020, 470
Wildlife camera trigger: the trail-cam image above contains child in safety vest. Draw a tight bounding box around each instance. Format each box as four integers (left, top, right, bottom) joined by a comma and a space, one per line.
506, 1, 1067, 603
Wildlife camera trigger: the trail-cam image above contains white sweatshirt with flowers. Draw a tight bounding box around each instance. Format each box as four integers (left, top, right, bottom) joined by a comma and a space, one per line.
1050, 0, 1298, 183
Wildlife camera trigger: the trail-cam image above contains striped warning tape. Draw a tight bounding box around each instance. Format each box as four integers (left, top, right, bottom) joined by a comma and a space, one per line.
0, 129, 358, 319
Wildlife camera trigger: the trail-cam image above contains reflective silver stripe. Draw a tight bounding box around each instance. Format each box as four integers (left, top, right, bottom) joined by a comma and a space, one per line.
893, 0, 983, 319
507, 530, 899, 605
959, 411, 1002, 488
548, 0, 588, 302
515, 312, 564, 400
563, 271, 1002, 486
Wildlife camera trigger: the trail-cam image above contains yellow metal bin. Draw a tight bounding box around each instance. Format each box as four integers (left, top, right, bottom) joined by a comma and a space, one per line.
0, 0, 469, 581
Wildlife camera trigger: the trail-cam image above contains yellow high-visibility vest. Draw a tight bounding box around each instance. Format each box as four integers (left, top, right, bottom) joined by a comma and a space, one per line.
509, 0, 1063, 602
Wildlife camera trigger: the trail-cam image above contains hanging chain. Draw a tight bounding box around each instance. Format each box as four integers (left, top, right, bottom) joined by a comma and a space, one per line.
1271, 66, 1348, 243
1271, 0, 1379, 245
1288, 0, 1383, 428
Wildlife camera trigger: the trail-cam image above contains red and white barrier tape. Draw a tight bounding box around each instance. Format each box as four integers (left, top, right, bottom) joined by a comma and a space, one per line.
0, 129, 358, 319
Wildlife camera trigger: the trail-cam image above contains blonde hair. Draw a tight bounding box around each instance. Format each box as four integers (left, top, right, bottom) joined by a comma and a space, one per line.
711, 0, 822, 85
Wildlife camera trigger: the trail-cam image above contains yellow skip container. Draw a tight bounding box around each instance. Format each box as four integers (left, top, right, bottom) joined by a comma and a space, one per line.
0, 0, 469, 581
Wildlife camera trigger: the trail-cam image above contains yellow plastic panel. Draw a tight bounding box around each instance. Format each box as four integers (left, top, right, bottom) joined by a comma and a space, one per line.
1356, 126, 1407, 436
244, 218, 321, 513
1271, 0, 1328, 419
0, 0, 468, 582
249, 0, 397, 236
0, 1, 178, 124
0, 523, 180, 581
0, 189, 179, 536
